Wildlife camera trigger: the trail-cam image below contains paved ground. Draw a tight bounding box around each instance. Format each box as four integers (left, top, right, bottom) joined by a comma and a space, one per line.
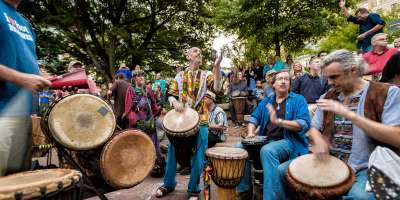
34, 117, 249, 200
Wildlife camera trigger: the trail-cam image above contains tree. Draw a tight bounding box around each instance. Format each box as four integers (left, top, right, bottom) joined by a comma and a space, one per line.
319, 8, 400, 53
210, 0, 357, 57
18, 0, 215, 82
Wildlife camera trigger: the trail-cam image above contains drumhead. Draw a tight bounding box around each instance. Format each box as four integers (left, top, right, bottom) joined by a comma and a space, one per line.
288, 154, 351, 187
242, 136, 268, 146
0, 169, 81, 200
48, 94, 115, 150
100, 129, 156, 188
206, 147, 248, 160
162, 108, 199, 135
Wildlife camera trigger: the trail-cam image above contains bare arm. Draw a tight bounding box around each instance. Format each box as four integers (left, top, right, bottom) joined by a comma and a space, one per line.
247, 123, 257, 138
362, 24, 385, 37
339, 0, 351, 18
212, 49, 224, 93
208, 124, 226, 131
0, 64, 51, 92
347, 111, 400, 148
317, 99, 400, 148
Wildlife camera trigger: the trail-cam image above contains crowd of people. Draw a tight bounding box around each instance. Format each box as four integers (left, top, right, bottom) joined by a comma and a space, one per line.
1, 0, 400, 200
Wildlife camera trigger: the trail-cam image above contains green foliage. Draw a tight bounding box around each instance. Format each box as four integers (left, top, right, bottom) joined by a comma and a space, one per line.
18, 0, 216, 82
210, 0, 358, 58
319, 8, 400, 53
319, 19, 359, 52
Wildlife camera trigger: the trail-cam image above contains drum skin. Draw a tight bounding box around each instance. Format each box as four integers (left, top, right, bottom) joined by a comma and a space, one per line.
0, 169, 81, 200
206, 147, 248, 188
100, 129, 156, 189
162, 108, 200, 137
241, 136, 269, 170
47, 94, 115, 150
286, 154, 355, 199
162, 108, 200, 165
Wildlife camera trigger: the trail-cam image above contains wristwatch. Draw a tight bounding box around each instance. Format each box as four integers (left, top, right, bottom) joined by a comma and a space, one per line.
277, 118, 283, 127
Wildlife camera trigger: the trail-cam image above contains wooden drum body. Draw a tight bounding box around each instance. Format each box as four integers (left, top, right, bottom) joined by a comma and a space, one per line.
0, 169, 82, 200
206, 147, 248, 200
241, 136, 269, 183
76, 129, 156, 189
43, 94, 115, 150
286, 154, 355, 200
162, 108, 200, 164
232, 97, 246, 123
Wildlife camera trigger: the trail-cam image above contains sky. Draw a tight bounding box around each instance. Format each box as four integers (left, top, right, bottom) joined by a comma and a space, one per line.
212, 33, 235, 69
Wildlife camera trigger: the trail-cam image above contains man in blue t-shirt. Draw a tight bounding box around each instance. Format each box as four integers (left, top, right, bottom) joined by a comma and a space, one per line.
340, 0, 385, 53
0, 0, 51, 176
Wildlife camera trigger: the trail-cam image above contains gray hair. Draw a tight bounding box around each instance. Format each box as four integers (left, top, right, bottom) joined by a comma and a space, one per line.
321, 49, 368, 76
371, 33, 387, 42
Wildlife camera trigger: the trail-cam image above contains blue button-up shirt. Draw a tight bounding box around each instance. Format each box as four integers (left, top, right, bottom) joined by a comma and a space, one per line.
312, 82, 400, 172
249, 92, 311, 158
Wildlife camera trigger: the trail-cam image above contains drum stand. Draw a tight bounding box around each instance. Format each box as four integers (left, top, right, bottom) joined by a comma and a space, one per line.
250, 161, 263, 200
53, 143, 109, 200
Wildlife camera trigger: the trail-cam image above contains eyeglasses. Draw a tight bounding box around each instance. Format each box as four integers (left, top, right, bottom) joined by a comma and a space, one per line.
275, 77, 290, 82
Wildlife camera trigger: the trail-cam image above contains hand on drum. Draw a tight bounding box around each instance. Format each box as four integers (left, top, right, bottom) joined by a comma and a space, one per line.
173, 100, 184, 112
311, 137, 330, 160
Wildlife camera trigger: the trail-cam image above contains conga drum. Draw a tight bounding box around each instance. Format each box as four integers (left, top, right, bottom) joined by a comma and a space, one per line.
75, 129, 156, 189
206, 147, 248, 200
286, 154, 355, 200
42, 94, 115, 150
0, 169, 82, 200
161, 108, 199, 166
232, 97, 246, 123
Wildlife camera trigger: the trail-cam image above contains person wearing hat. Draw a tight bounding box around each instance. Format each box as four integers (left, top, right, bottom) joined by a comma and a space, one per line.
204, 90, 227, 148
263, 69, 277, 98
64, 60, 99, 95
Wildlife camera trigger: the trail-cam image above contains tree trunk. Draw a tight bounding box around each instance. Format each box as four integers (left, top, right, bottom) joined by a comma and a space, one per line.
274, 32, 280, 57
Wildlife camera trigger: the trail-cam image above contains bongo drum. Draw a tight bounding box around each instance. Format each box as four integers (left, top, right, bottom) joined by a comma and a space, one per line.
206, 147, 248, 200
0, 169, 81, 200
42, 94, 115, 150
232, 97, 246, 123
162, 108, 200, 164
75, 129, 156, 189
286, 154, 355, 200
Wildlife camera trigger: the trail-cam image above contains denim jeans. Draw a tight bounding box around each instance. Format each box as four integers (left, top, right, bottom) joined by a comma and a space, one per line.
342, 168, 376, 200
162, 124, 208, 194
236, 139, 295, 200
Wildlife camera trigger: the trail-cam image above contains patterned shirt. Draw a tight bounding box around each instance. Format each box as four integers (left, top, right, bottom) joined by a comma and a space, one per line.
169, 68, 215, 122
331, 91, 362, 163
208, 106, 227, 132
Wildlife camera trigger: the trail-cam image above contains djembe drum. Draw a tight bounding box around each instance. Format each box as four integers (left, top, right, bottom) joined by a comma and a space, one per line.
42, 94, 115, 150
0, 169, 82, 200
75, 129, 156, 189
31, 115, 52, 157
232, 97, 246, 123
162, 108, 200, 167
286, 154, 355, 200
206, 147, 248, 200
241, 136, 269, 183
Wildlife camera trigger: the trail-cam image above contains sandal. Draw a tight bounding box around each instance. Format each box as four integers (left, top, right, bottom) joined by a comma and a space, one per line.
155, 186, 174, 198
188, 193, 199, 200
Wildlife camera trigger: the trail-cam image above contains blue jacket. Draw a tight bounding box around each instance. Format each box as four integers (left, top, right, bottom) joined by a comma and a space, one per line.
248, 92, 310, 158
